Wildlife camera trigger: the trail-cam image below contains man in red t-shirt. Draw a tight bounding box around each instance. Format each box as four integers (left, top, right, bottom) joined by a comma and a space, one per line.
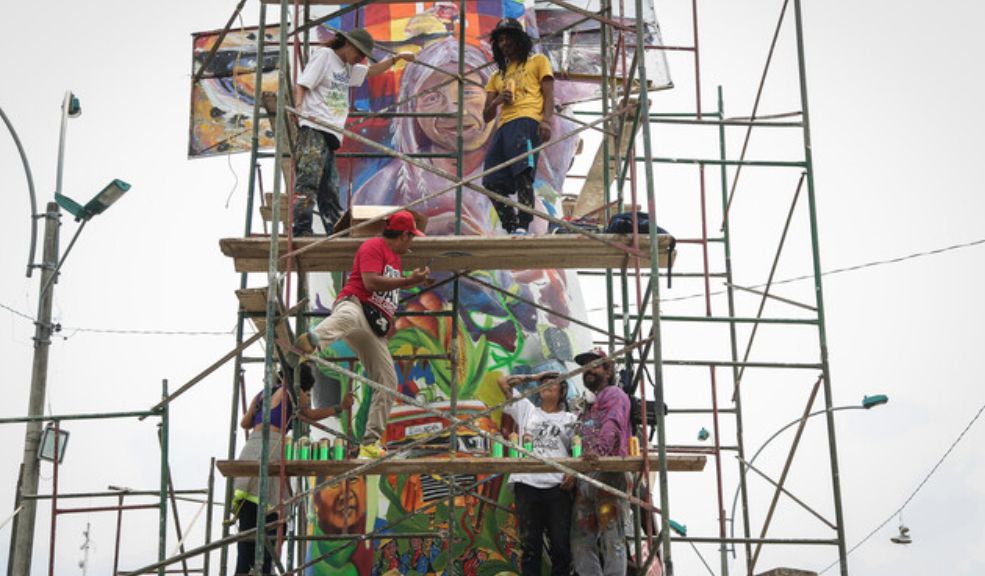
293, 210, 431, 458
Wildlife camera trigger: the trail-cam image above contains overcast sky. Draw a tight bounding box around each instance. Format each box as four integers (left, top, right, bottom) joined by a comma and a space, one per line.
1, 1, 984, 575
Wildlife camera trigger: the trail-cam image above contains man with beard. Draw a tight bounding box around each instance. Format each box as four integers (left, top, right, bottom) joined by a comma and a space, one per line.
566, 347, 631, 576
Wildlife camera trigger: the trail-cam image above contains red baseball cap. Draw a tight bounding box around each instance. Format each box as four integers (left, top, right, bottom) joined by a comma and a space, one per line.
386, 210, 425, 236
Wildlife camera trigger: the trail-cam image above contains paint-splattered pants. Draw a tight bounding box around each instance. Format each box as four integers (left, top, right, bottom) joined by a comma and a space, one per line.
571, 472, 629, 576
482, 117, 540, 233
293, 126, 341, 236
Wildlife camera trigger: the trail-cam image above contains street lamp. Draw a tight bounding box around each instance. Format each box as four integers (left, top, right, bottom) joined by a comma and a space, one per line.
727, 394, 890, 559
9, 90, 132, 576
56, 178, 131, 222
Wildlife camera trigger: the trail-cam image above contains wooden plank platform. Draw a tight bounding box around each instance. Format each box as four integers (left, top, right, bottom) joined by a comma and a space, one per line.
220, 233, 675, 273
216, 454, 706, 477
259, 192, 289, 226
235, 287, 292, 343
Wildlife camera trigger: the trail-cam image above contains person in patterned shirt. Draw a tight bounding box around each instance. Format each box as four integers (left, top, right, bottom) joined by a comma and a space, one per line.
567, 347, 631, 576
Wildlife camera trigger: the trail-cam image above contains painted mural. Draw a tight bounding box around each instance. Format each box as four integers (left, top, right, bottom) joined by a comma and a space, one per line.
226, 1, 596, 574
189, 26, 280, 158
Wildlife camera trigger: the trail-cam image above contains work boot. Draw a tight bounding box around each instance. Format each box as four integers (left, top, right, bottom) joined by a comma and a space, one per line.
286, 331, 320, 367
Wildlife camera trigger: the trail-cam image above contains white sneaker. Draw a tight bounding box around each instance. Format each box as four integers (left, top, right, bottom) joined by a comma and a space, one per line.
511, 227, 527, 236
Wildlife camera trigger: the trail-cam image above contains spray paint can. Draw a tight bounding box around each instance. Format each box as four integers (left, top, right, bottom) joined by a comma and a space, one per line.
318, 439, 330, 461
333, 438, 344, 461
629, 436, 641, 456
571, 435, 582, 457
491, 436, 504, 458
298, 437, 310, 461
522, 433, 533, 456
508, 433, 519, 458
284, 438, 294, 460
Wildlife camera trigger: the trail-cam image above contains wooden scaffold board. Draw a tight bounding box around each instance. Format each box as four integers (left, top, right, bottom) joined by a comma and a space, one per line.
220, 233, 676, 273
217, 454, 706, 477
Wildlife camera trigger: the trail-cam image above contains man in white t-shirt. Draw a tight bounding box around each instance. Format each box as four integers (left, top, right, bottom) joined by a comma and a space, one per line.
292, 28, 415, 236
498, 370, 575, 576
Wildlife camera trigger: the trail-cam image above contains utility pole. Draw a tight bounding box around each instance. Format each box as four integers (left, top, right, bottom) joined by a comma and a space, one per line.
10, 201, 61, 576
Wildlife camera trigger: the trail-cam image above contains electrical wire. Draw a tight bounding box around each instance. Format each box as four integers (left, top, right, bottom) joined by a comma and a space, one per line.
588, 236, 985, 310
1, 302, 234, 336
0, 301, 34, 322
819, 398, 985, 574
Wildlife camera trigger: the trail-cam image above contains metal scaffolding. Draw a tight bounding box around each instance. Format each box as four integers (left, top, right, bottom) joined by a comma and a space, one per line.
4, 0, 850, 575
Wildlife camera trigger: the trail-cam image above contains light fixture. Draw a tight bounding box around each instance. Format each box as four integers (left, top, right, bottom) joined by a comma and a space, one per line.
56, 178, 131, 222
65, 92, 81, 118
862, 394, 889, 409
37, 423, 70, 464
697, 427, 710, 441
669, 519, 687, 536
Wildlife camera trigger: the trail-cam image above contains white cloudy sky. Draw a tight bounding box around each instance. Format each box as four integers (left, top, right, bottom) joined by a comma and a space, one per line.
1, 1, 984, 575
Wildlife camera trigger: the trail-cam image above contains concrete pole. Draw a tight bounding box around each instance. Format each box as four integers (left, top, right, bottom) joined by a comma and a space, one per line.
10, 201, 61, 576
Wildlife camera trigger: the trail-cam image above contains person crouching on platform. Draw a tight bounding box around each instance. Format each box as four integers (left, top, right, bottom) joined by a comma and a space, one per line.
292, 210, 432, 459
567, 347, 631, 576
482, 17, 554, 236
233, 364, 353, 576
498, 370, 576, 576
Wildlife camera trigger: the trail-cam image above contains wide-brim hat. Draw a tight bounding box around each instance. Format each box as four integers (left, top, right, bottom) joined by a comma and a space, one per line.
339, 27, 376, 61
490, 17, 526, 39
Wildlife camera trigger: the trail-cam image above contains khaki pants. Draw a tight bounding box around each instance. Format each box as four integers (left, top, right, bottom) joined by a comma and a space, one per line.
311, 298, 396, 443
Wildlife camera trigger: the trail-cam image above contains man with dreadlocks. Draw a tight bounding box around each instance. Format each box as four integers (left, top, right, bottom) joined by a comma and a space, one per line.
482, 17, 555, 236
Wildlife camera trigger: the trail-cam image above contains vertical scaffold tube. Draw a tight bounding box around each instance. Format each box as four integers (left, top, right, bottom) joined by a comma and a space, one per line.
254, 0, 290, 571
159, 380, 170, 576
791, 1, 849, 574
630, 0, 672, 573
220, 5, 267, 574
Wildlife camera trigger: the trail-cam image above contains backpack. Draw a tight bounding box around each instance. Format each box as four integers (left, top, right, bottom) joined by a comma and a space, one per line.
604, 212, 676, 288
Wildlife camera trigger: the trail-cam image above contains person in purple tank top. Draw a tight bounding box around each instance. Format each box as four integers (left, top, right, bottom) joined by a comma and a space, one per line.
232, 365, 353, 575
566, 347, 631, 576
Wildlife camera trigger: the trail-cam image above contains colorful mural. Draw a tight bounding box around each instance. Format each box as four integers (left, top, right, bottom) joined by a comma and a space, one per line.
189, 26, 280, 158
226, 2, 596, 574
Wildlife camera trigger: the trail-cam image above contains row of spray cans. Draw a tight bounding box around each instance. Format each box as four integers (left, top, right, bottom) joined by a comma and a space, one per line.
488, 433, 585, 458
283, 437, 345, 461
487, 434, 640, 458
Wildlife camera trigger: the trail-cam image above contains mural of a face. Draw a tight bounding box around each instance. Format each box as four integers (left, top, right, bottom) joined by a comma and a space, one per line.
415, 71, 491, 152
314, 477, 367, 534
305, 5, 595, 575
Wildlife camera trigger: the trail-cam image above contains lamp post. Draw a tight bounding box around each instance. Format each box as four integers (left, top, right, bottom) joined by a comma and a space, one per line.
727, 394, 889, 563
8, 91, 131, 576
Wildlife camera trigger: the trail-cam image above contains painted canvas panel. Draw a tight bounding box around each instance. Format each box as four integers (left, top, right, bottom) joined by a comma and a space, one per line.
189, 26, 280, 158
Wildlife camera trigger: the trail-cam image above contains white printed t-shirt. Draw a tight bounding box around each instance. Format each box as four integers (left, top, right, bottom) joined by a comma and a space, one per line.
298, 47, 369, 144
504, 390, 576, 489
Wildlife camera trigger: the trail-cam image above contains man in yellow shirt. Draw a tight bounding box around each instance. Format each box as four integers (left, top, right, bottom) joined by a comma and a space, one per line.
482, 18, 555, 236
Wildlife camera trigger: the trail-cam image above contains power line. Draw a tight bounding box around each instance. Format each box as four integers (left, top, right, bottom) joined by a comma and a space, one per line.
819, 398, 985, 574
0, 301, 34, 322
589, 236, 985, 310
64, 326, 234, 337
1, 301, 234, 337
